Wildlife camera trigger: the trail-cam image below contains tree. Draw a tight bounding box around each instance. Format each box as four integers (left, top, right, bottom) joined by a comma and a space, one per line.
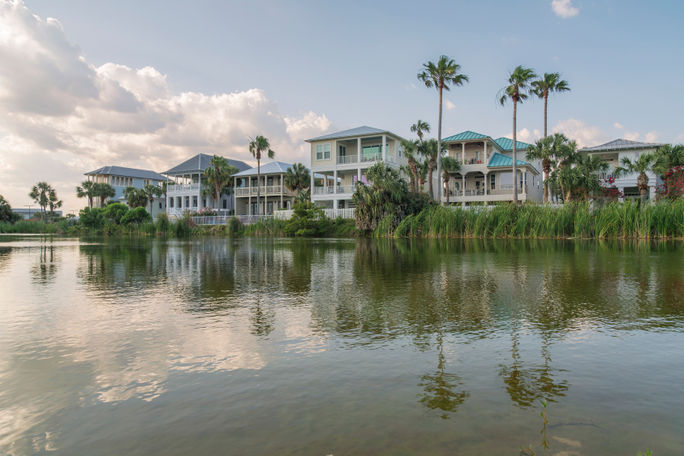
440, 156, 461, 205
76, 181, 97, 208
526, 134, 566, 203
142, 184, 163, 213
418, 139, 445, 200
0, 195, 21, 223
203, 155, 239, 209
248, 135, 275, 215
418, 56, 469, 202
123, 186, 147, 208
401, 139, 421, 192
284, 162, 311, 197
653, 144, 684, 178
410, 120, 431, 142
614, 153, 657, 205
352, 163, 409, 232
93, 183, 115, 207
531, 73, 570, 138
499, 65, 537, 204
29, 182, 55, 217
121, 207, 152, 225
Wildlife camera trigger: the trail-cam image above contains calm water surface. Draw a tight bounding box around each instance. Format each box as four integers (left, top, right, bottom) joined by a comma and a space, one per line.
0, 236, 683, 455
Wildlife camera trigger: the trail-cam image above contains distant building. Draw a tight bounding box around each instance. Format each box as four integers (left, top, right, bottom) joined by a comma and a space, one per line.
579, 139, 662, 201
85, 166, 168, 216
233, 161, 301, 215
12, 208, 62, 219
442, 131, 543, 204
164, 153, 250, 218
306, 126, 408, 209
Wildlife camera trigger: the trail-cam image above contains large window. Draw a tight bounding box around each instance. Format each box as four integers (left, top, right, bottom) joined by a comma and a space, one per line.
362, 145, 381, 161
490, 173, 495, 189
339, 145, 346, 157
315, 143, 331, 160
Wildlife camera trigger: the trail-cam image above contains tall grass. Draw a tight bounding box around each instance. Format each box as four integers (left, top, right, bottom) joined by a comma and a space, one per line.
385, 200, 683, 239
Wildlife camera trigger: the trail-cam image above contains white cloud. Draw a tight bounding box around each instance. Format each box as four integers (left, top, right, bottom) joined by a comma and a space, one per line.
674, 134, 684, 143
624, 131, 640, 141
552, 0, 579, 19
445, 100, 456, 111
613, 122, 623, 129
551, 118, 608, 147
501, 128, 541, 144
0, 1, 331, 212
644, 131, 658, 143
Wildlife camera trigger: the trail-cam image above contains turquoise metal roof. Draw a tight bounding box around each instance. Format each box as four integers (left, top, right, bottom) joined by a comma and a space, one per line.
493, 137, 531, 151
487, 152, 532, 168
442, 130, 490, 142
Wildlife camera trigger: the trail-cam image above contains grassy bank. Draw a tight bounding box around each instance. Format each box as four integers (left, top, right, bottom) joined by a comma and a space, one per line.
382, 200, 683, 239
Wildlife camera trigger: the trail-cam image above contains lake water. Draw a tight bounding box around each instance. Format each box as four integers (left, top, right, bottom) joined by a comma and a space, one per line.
0, 236, 683, 455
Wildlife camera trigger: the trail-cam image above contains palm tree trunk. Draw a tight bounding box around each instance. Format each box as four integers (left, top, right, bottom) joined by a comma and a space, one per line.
428, 165, 434, 198
543, 92, 548, 138
437, 86, 443, 204
512, 99, 518, 205
445, 177, 450, 204
257, 157, 261, 215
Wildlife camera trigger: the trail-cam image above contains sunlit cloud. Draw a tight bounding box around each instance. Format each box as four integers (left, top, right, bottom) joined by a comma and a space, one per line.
552, 0, 579, 19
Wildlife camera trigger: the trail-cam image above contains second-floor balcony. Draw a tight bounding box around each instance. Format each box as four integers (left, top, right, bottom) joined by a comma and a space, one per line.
167, 183, 200, 194
234, 185, 291, 197
312, 185, 357, 196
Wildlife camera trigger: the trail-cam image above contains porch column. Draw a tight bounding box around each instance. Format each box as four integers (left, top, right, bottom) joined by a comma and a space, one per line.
310, 169, 314, 196
280, 174, 283, 207
357, 167, 361, 183
523, 171, 527, 195
484, 141, 488, 163
357, 137, 362, 163
382, 135, 387, 161
484, 172, 488, 195
333, 199, 338, 209
462, 174, 466, 196
248, 177, 252, 215
461, 143, 465, 164
333, 169, 338, 194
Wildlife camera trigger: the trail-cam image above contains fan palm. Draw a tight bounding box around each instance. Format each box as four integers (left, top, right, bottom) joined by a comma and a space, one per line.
653, 144, 684, 177
123, 187, 147, 208
527, 134, 570, 203
284, 162, 311, 197
614, 153, 656, 205
93, 183, 115, 207
499, 65, 537, 204
29, 182, 53, 216
203, 155, 239, 209
418, 139, 441, 199
248, 135, 275, 215
531, 73, 570, 138
76, 180, 97, 208
418, 56, 469, 202
401, 139, 421, 192
142, 184, 163, 212
410, 120, 431, 142
440, 156, 461, 205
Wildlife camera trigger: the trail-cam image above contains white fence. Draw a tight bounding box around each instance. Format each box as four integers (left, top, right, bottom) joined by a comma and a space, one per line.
274, 208, 355, 220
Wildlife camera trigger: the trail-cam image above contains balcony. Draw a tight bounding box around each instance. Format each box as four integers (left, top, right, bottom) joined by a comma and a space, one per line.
234, 186, 290, 197
167, 183, 200, 195
337, 155, 358, 165
312, 185, 356, 196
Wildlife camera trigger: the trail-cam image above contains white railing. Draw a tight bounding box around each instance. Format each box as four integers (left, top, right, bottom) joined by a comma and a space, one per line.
273, 208, 355, 220
191, 215, 273, 225
336, 185, 355, 194
167, 183, 200, 194
337, 155, 358, 165
360, 154, 382, 163
312, 186, 335, 195
234, 186, 286, 197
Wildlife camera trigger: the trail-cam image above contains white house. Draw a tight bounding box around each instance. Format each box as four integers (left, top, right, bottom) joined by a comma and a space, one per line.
233, 161, 300, 215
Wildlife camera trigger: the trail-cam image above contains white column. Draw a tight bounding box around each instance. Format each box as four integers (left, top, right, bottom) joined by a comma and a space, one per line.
333, 199, 338, 209
484, 141, 488, 163
357, 137, 361, 163
484, 172, 488, 195
310, 169, 315, 196
280, 174, 283, 208
461, 143, 465, 164
382, 135, 387, 161
462, 174, 466, 196
333, 169, 338, 194
248, 177, 252, 215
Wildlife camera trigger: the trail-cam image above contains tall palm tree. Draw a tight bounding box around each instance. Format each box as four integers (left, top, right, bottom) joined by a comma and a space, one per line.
614, 153, 657, 205
203, 155, 239, 209
653, 144, 684, 177
440, 156, 461, 205
418, 56, 469, 202
401, 139, 421, 192
248, 135, 275, 215
531, 73, 570, 138
142, 184, 163, 213
29, 182, 53, 216
499, 65, 537, 204
526, 134, 561, 203
123, 186, 147, 208
418, 139, 440, 199
76, 180, 97, 208
93, 183, 115, 207
410, 120, 431, 142
284, 162, 311, 197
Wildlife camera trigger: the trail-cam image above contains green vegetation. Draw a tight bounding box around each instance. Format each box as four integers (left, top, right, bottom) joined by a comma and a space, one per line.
531, 72, 570, 138
248, 134, 275, 215
29, 181, 63, 218
203, 155, 239, 209
284, 162, 311, 201
382, 201, 683, 240
0, 195, 22, 223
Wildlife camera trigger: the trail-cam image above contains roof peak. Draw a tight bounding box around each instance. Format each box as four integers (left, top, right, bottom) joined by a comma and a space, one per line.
580, 138, 662, 152
306, 125, 395, 142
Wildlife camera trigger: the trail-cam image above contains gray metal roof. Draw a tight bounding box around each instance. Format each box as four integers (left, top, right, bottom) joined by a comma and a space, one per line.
306, 126, 397, 142
85, 166, 167, 181
233, 161, 298, 177
580, 138, 662, 152
164, 153, 251, 175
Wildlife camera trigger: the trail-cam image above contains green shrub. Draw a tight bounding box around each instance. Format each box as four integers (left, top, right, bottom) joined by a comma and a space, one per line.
103, 202, 129, 224
79, 207, 105, 229
173, 215, 194, 237
226, 216, 242, 236
121, 207, 151, 226
284, 201, 326, 237
155, 213, 170, 233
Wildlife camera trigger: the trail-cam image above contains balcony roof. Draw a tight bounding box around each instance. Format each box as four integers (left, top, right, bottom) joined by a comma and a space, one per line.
306, 126, 399, 142
579, 138, 662, 152
85, 165, 167, 181
442, 130, 490, 142
487, 152, 538, 173
233, 161, 297, 177
164, 153, 251, 175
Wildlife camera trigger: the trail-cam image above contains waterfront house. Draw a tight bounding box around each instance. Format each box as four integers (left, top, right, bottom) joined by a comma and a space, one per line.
164, 153, 250, 218
233, 161, 300, 215
441, 131, 543, 204
85, 166, 168, 216
306, 126, 408, 209
579, 139, 662, 201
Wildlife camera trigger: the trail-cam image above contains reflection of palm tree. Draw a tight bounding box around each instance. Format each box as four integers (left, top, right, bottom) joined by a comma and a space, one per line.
418, 333, 469, 419
32, 245, 57, 284
250, 297, 275, 337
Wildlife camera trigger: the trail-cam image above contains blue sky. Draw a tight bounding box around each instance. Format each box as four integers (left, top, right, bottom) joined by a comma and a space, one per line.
1, 0, 683, 210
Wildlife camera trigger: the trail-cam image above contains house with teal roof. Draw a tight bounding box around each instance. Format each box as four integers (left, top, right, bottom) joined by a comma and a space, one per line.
440, 130, 543, 204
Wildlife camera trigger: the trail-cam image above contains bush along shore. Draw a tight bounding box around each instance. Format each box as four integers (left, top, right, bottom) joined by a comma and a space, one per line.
373, 200, 683, 240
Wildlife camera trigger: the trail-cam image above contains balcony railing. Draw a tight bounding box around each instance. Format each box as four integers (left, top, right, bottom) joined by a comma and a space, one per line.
337, 155, 358, 165
360, 154, 382, 163
312, 185, 356, 195
167, 183, 200, 194
234, 185, 289, 197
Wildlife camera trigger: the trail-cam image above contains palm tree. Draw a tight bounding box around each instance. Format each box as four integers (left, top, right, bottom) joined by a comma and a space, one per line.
418, 56, 469, 202
499, 65, 537, 204
93, 183, 115, 207
401, 139, 421, 192
653, 144, 684, 177
614, 153, 657, 205
526, 134, 558, 203
248, 135, 275, 215
123, 187, 147, 208
418, 139, 440, 199
284, 162, 311, 197
203, 155, 239, 209
142, 184, 163, 213
417, 159, 429, 192
440, 156, 461, 205
76, 181, 97, 208
29, 182, 53, 217
531, 73, 570, 138
410, 120, 431, 142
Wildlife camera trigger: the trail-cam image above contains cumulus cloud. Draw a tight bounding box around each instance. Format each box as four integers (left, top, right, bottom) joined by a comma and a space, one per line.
613, 122, 623, 129
0, 1, 331, 212
551, 118, 608, 147
552, 0, 579, 18
445, 100, 456, 111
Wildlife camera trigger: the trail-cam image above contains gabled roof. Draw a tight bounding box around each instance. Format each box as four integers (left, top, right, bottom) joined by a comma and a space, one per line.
306, 126, 394, 142
487, 152, 536, 172
579, 138, 662, 152
233, 161, 297, 177
494, 137, 531, 151
85, 166, 167, 181
164, 153, 251, 175
442, 130, 490, 142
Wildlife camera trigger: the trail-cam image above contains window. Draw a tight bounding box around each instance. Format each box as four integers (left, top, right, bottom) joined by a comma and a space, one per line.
169, 198, 174, 208
490, 174, 495, 189
193, 196, 198, 207
339, 145, 346, 157
315, 143, 331, 160
159, 202, 162, 209
362, 145, 380, 161
223, 199, 227, 209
